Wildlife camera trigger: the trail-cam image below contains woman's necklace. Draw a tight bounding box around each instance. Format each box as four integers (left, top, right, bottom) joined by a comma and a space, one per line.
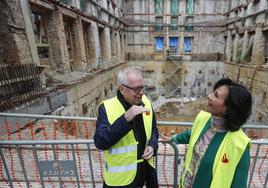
210, 123, 217, 133
211, 116, 226, 133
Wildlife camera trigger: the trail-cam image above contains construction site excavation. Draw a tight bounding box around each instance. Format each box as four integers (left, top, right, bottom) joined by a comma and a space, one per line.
0, 0, 268, 187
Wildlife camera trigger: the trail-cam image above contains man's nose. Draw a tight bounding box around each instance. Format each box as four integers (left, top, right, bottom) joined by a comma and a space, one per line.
138, 89, 144, 95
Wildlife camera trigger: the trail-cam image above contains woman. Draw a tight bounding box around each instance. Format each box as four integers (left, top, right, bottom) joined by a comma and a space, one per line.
164, 78, 252, 188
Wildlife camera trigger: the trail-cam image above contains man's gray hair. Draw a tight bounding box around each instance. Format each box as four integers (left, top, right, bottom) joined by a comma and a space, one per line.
117, 67, 142, 86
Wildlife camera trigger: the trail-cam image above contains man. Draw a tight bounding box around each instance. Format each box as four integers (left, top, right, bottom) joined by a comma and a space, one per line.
94, 67, 159, 187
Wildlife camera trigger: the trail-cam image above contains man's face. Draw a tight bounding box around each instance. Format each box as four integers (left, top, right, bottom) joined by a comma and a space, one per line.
120, 72, 144, 105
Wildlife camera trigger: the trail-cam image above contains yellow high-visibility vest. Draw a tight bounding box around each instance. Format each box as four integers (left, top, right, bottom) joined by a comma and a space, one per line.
180, 111, 250, 188
103, 95, 154, 186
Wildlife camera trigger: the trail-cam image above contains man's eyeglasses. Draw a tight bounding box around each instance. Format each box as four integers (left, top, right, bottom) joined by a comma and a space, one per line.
122, 84, 146, 94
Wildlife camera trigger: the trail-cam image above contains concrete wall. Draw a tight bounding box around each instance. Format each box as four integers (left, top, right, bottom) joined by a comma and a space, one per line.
180, 61, 224, 97
177, 61, 268, 124
125, 0, 227, 60
124, 60, 268, 125
222, 63, 268, 124
0, 0, 34, 65
62, 64, 127, 118
225, 0, 268, 67
0, 0, 127, 117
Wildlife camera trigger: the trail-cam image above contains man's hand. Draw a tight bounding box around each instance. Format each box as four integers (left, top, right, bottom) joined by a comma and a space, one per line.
124, 105, 149, 122
142, 146, 154, 160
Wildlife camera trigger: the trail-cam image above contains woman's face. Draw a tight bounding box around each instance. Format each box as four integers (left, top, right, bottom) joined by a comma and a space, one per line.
207, 85, 229, 117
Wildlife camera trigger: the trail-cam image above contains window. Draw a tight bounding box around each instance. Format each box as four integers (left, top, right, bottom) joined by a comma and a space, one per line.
60, 0, 72, 5
107, 0, 110, 11
169, 37, 179, 53
185, 16, 194, 32
154, 37, 164, 52
170, 17, 178, 31
32, 12, 49, 65
252, 15, 256, 25
170, 0, 178, 15
155, 17, 163, 32
186, 0, 194, 15
97, 6, 102, 19
184, 37, 192, 53
265, 31, 268, 63
155, 0, 163, 15
227, 0, 231, 11
80, 0, 86, 11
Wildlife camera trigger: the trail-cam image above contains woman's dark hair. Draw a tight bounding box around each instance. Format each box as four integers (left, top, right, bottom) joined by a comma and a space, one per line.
214, 78, 252, 131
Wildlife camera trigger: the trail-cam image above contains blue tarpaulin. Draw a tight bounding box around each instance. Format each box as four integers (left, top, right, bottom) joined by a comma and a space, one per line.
184, 37, 192, 52
155, 37, 164, 51
169, 37, 179, 52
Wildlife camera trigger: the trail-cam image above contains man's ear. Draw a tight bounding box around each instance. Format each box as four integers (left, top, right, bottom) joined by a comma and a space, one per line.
119, 86, 124, 94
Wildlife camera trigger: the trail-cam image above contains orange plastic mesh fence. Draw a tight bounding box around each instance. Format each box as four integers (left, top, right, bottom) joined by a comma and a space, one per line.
0, 119, 267, 188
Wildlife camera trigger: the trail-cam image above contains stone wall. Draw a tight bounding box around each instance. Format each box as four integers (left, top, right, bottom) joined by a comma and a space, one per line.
0, 0, 33, 65
62, 64, 127, 117
222, 63, 268, 124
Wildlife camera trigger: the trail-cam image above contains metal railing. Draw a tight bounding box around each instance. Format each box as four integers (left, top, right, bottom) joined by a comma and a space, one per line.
0, 139, 178, 188
0, 113, 267, 188
248, 140, 268, 188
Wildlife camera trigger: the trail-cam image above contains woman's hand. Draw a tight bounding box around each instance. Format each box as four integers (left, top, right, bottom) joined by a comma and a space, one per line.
159, 135, 172, 142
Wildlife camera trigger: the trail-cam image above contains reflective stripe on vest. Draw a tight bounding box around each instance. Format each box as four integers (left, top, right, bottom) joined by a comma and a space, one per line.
103, 95, 153, 186
180, 110, 250, 188
109, 144, 137, 155
106, 159, 143, 173
106, 162, 136, 173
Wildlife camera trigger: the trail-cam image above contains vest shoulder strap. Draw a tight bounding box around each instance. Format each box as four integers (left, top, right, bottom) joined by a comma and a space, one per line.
211, 129, 250, 188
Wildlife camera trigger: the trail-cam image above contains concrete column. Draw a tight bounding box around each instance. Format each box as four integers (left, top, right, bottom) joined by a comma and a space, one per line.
251, 26, 265, 65
88, 22, 100, 68
72, 16, 87, 71
163, 0, 168, 15
241, 30, 249, 63
19, 0, 40, 65
232, 33, 239, 63
109, 1, 113, 14
46, 8, 70, 71
110, 30, 116, 59
240, 7, 245, 17
116, 32, 121, 62
179, 32, 184, 55
121, 32, 125, 61
103, 27, 112, 64
225, 31, 232, 62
